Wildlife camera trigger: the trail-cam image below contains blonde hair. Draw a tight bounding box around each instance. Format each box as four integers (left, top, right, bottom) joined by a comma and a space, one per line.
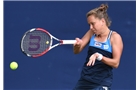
86, 4, 111, 27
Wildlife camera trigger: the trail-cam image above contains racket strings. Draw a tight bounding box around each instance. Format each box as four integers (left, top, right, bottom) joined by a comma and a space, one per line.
22, 30, 51, 55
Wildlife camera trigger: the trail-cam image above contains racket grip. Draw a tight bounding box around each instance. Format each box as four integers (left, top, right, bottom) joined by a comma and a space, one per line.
62, 40, 76, 44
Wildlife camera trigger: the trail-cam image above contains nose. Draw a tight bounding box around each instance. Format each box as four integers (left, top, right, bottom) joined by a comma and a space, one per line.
90, 25, 93, 30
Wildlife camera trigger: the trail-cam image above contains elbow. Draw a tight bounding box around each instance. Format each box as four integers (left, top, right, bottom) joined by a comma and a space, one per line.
111, 58, 120, 68
113, 63, 119, 68
113, 65, 119, 68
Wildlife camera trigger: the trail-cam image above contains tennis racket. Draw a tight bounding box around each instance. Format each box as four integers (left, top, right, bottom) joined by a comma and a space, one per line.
21, 28, 76, 57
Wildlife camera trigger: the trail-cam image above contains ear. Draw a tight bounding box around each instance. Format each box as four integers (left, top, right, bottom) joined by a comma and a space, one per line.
101, 18, 105, 23
101, 18, 105, 25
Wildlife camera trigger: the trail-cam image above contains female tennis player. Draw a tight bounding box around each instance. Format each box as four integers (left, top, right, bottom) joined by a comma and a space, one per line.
73, 3, 123, 90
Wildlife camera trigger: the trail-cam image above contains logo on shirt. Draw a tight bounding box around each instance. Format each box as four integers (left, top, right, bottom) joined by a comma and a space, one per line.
94, 42, 102, 47
104, 45, 109, 49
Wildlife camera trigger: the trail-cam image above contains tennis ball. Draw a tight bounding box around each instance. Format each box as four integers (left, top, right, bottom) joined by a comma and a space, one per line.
10, 61, 18, 70
46, 41, 49, 44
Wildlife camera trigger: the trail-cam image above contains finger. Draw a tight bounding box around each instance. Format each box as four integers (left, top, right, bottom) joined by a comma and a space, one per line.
91, 56, 96, 66
86, 61, 89, 66
76, 38, 80, 41
87, 56, 93, 66
73, 38, 79, 46
87, 60, 95, 66
74, 38, 82, 47
92, 60, 95, 66
88, 55, 96, 66
87, 59, 93, 66
75, 38, 80, 44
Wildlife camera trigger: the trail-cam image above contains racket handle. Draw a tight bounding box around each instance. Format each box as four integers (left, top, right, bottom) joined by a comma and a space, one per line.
62, 40, 76, 44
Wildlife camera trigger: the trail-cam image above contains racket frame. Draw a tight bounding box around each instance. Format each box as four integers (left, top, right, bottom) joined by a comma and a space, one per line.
21, 28, 76, 57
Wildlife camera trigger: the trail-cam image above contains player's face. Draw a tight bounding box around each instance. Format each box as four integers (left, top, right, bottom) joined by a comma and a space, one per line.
87, 15, 103, 34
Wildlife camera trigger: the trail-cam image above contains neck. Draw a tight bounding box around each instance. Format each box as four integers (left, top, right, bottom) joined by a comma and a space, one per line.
96, 27, 110, 37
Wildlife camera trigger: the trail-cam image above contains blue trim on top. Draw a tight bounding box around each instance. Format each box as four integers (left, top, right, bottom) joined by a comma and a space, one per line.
89, 34, 112, 53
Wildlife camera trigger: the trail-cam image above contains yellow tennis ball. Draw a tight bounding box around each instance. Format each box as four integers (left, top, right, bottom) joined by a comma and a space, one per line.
46, 41, 49, 44
10, 62, 18, 70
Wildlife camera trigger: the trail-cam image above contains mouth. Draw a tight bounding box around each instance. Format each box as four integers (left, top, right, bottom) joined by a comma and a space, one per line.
92, 30, 96, 33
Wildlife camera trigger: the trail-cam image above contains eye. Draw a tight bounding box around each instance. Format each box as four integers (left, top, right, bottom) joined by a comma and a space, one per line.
88, 22, 95, 26
91, 22, 95, 25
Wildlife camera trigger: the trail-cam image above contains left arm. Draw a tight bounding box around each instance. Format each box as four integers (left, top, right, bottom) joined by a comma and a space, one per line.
87, 32, 123, 68
101, 32, 123, 68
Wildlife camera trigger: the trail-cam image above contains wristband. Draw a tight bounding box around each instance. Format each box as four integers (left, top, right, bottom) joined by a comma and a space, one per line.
96, 52, 103, 61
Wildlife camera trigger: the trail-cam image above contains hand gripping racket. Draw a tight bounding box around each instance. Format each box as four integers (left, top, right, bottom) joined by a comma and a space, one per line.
21, 28, 76, 57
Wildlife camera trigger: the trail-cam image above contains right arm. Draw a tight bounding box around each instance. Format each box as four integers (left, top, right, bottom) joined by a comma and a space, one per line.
73, 30, 94, 54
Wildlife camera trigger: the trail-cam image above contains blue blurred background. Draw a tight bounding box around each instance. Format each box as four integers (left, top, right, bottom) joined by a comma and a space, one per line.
4, 1, 136, 90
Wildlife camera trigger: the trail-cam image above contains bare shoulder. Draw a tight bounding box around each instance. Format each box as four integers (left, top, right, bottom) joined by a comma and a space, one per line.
111, 31, 123, 45
111, 31, 122, 41
82, 29, 94, 39
87, 29, 94, 36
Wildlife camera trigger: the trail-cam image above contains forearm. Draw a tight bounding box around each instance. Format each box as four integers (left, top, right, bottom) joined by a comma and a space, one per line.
101, 56, 120, 68
73, 30, 93, 54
